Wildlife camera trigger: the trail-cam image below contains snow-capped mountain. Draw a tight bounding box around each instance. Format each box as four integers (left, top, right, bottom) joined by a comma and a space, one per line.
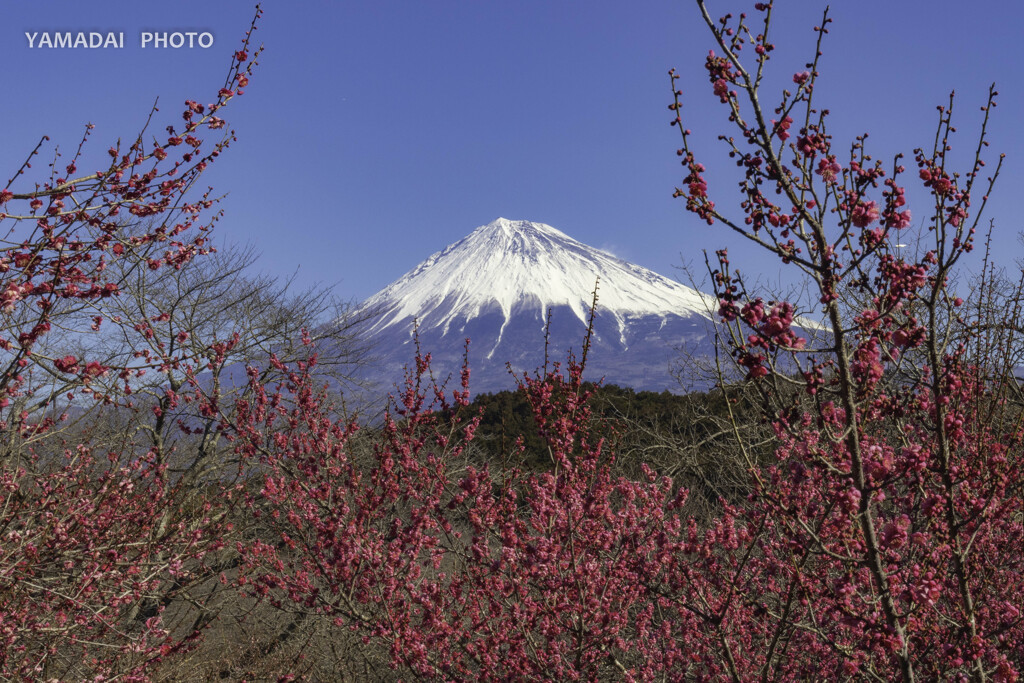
350, 218, 720, 395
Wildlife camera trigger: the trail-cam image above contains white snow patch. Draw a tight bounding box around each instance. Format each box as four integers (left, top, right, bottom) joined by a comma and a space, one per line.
359, 218, 717, 337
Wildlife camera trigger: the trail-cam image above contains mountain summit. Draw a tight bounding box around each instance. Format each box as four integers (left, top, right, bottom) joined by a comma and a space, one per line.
352, 218, 718, 395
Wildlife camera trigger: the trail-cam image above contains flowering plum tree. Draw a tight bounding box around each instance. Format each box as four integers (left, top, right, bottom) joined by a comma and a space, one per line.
665, 2, 1023, 679
233, 341, 707, 679
0, 7, 265, 679
0, 13, 261, 434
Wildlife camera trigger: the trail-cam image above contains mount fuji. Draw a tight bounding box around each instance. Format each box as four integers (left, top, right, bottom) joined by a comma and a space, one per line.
349, 218, 720, 395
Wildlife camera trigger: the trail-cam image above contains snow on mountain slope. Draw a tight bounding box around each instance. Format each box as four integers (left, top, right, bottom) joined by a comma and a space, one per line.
351, 218, 721, 394
361, 218, 715, 345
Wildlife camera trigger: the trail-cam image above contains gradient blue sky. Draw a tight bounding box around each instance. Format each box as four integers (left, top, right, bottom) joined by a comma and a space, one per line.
3, 1, 1021, 305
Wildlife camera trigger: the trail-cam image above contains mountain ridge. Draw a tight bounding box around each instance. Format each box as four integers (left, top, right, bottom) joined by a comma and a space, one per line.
349, 218, 719, 395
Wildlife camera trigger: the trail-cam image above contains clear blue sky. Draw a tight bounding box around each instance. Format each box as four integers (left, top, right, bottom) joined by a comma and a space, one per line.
3, 1, 1021, 305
